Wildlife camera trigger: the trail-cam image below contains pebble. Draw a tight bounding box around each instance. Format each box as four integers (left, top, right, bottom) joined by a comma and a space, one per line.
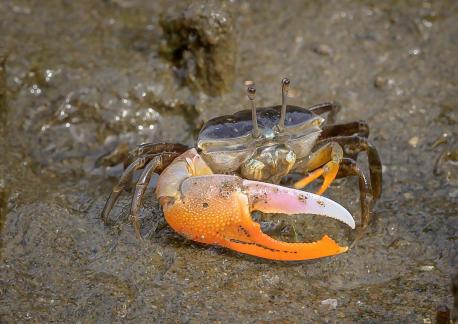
408, 136, 419, 148
321, 298, 338, 310
403, 192, 414, 200
374, 76, 387, 88
449, 189, 458, 199
313, 44, 333, 56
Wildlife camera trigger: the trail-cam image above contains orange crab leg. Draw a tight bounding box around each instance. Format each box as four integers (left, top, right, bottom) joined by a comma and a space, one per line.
292, 168, 324, 190
293, 142, 342, 195
301, 161, 339, 195
294, 163, 340, 195
161, 175, 354, 261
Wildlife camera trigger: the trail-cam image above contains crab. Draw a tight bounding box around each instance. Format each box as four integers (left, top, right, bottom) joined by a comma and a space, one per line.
101, 78, 382, 261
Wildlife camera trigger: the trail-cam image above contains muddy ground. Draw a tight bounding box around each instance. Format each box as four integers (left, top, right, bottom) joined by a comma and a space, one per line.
0, 0, 457, 322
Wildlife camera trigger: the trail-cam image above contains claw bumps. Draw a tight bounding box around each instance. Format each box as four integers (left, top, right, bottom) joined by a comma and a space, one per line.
162, 176, 245, 245
162, 174, 352, 261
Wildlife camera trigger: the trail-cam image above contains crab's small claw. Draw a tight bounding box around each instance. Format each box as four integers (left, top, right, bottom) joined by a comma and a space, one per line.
160, 175, 354, 261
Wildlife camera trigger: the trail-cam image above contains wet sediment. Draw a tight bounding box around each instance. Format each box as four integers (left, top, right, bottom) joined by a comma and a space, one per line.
0, 0, 456, 322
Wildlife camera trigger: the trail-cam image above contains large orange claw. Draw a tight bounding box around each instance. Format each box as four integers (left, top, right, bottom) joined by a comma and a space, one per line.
161, 175, 354, 261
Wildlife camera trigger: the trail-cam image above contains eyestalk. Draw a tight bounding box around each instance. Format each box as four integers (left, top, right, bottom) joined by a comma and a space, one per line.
247, 85, 260, 137
278, 78, 290, 131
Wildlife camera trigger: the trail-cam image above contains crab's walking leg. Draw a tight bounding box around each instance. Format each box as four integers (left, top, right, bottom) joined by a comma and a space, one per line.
308, 102, 341, 124
338, 158, 372, 227
161, 175, 354, 261
293, 142, 343, 195
317, 135, 382, 199
319, 120, 369, 140
123, 143, 188, 178
124, 143, 188, 167
129, 157, 163, 239
101, 156, 150, 224
101, 152, 182, 224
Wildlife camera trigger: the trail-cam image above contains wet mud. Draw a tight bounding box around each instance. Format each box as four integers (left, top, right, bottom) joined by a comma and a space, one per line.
0, 0, 457, 322
160, 0, 236, 95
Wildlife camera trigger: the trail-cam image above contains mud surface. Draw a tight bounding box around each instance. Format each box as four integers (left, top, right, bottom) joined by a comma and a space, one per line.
0, 0, 457, 322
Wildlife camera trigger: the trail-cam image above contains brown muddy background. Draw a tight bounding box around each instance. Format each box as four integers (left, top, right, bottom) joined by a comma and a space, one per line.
0, 0, 457, 322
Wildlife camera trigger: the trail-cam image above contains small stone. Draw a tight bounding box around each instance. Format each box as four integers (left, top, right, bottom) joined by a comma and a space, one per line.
313, 44, 333, 56
374, 76, 387, 88
263, 274, 280, 286
408, 136, 419, 148
449, 189, 458, 198
403, 192, 414, 200
409, 48, 421, 56
419, 265, 434, 271
321, 298, 338, 310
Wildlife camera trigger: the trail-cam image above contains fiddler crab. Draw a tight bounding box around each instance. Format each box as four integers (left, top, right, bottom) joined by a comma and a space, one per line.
101, 79, 382, 261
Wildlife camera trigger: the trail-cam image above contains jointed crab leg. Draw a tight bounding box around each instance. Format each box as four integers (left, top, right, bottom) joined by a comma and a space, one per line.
293, 142, 343, 194
319, 120, 369, 139
317, 135, 382, 199
120, 143, 188, 186
291, 137, 378, 227
337, 158, 372, 227
308, 102, 341, 124
101, 151, 183, 225
129, 157, 162, 238
101, 156, 151, 224
123, 143, 188, 168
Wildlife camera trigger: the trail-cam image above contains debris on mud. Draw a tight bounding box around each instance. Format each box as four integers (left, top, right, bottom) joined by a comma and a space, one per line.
160, 0, 236, 95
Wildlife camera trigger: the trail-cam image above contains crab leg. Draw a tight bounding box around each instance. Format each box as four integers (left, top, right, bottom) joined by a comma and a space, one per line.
308, 102, 341, 124
293, 142, 343, 195
161, 174, 354, 261
319, 120, 369, 139
316, 135, 382, 200
101, 156, 151, 224
101, 151, 184, 225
